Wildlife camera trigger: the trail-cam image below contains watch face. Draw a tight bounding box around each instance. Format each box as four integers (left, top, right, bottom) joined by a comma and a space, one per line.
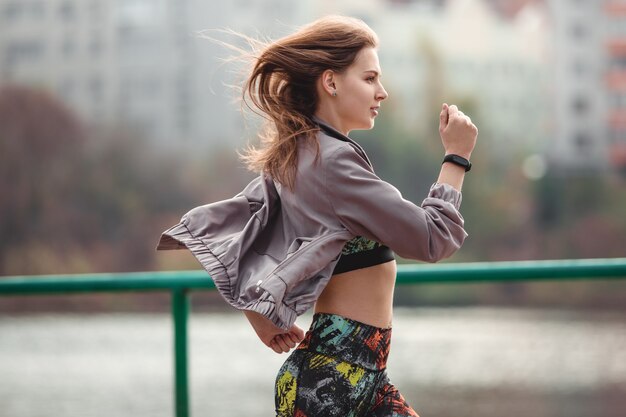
444, 155, 471, 172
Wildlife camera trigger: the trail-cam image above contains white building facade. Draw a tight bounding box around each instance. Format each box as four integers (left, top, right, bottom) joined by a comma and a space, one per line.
0, 0, 307, 149
546, 0, 626, 172
5, 0, 622, 175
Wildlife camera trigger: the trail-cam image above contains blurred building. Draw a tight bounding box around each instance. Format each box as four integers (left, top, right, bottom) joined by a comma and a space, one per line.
0, 0, 550, 158
604, 1, 626, 172
546, 0, 626, 173
2, 0, 623, 174
0, 0, 306, 150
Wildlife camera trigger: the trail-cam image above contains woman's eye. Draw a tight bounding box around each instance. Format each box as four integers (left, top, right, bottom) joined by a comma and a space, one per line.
366, 77, 375, 83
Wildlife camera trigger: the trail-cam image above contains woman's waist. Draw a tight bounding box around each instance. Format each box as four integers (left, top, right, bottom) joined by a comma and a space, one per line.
315, 260, 396, 329
296, 311, 392, 371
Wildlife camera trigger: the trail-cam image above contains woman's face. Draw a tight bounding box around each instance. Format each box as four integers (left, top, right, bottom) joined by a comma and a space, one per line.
333, 47, 388, 133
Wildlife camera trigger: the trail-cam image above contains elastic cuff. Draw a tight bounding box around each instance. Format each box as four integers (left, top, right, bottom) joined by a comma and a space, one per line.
429, 182, 463, 210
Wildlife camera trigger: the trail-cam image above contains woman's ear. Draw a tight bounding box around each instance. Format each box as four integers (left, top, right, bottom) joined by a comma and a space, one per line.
320, 69, 337, 97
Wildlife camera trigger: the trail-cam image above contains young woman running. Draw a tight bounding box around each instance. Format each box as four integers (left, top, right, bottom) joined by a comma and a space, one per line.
158, 15, 477, 417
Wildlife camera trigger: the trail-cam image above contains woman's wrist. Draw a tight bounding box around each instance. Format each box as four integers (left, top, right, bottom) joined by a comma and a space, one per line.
437, 162, 466, 192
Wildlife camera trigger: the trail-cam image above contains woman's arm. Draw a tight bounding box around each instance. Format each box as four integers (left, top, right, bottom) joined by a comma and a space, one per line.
323, 103, 477, 262
436, 103, 478, 192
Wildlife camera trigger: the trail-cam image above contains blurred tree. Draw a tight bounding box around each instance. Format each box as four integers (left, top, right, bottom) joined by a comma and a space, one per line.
0, 85, 84, 273
0, 85, 205, 275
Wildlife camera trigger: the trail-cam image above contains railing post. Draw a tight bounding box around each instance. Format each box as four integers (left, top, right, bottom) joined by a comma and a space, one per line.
172, 288, 190, 417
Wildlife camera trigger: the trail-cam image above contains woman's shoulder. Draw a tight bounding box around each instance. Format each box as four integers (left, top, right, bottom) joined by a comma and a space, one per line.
293, 130, 374, 193
296, 129, 353, 166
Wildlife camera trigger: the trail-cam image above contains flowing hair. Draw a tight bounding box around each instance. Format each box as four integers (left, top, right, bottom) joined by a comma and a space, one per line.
212, 16, 378, 190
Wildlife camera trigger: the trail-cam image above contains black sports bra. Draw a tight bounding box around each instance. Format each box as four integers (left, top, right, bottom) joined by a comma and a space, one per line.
332, 236, 395, 275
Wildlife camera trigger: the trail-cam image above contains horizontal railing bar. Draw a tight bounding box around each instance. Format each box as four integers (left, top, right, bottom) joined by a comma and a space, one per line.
0, 270, 214, 295
0, 258, 625, 296
396, 257, 626, 284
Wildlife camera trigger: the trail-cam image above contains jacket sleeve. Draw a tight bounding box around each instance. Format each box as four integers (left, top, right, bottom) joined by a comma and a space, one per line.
324, 145, 468, 262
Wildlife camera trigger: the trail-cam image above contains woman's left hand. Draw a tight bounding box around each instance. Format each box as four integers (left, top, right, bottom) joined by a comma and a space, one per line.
243, 310, 305, 354
268, 325, 305, 354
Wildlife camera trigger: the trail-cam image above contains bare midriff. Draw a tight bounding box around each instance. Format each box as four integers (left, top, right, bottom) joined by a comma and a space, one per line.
314, 259, 397, 329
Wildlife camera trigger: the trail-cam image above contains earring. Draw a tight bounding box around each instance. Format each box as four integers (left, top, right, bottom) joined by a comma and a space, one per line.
332, 90, 337, 97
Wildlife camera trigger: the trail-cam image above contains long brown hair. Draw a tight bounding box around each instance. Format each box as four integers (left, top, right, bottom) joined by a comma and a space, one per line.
237, 15, 378, 190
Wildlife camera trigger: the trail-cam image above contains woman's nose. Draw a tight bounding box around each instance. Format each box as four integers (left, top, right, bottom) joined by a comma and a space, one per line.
377, 84, 388, 101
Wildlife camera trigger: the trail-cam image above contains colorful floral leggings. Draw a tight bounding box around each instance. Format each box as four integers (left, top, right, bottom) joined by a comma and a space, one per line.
275, 313, 419, 417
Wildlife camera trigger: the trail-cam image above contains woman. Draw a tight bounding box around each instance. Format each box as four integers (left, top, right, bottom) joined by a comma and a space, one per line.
157, 15, 477, 417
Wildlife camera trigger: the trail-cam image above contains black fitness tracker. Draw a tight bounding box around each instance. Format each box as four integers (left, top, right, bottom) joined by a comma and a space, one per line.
442, 154, 472, 172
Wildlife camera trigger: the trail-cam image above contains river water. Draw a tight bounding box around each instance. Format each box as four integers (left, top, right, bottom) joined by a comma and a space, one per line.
1, 307, 625, 417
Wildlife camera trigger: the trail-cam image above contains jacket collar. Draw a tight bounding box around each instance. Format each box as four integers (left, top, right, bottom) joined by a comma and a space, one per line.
311, 115, 373, 168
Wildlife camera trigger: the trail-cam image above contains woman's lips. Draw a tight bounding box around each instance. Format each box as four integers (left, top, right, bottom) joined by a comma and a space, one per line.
370, 106, 379, 116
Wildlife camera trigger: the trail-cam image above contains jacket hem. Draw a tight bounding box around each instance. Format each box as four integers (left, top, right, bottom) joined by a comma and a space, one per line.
157, 221, 297, 330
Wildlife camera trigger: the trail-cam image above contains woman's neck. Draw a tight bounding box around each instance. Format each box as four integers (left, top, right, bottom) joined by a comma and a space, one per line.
313, 111, 349, 136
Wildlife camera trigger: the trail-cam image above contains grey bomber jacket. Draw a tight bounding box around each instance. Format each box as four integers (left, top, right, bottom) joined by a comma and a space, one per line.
156, 117, 467, 330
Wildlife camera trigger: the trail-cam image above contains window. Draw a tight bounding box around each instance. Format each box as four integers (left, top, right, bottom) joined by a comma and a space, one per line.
89, 0, 101, 18
59, 78, 76, 101
5, 40, 43, 67
2, 2, 21, 20
572, 60, 586, 76
59, 1, 75, 21
610, 93, 626, 108
572, 95, 590, 115
61, 38, 76, 57
89, 76, 103, 103
609, 56, 626, 71
574, 132, 592, 151
608, 18, 626, 37
31, 1, 45, 18
609, 128, 626, 143
570, 22, 587, 39
88, 37, 103, 56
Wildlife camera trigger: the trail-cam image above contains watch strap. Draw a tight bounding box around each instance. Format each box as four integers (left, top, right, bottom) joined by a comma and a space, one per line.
442, 154, 472, 172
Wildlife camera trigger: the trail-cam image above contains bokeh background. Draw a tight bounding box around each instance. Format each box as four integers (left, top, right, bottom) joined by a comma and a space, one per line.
1, 0, 625, 416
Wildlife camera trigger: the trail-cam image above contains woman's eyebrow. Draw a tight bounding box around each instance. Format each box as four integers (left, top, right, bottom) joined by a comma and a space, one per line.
363, 70, 382, 77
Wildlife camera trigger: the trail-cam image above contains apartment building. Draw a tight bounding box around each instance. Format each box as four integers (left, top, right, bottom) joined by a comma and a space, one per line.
604, 0, 626, 171
0, 0, 304, 149
3, 0, 622, 173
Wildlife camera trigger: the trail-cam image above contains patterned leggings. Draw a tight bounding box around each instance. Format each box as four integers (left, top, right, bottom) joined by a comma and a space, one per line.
274, 312, 419, 417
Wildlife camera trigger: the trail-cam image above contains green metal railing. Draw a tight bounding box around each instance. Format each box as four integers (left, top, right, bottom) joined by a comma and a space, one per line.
1, 257, 625, 417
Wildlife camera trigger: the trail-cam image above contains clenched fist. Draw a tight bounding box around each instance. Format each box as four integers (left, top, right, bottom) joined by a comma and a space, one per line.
243, 310, 305, 354
439, 103, 478, 160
